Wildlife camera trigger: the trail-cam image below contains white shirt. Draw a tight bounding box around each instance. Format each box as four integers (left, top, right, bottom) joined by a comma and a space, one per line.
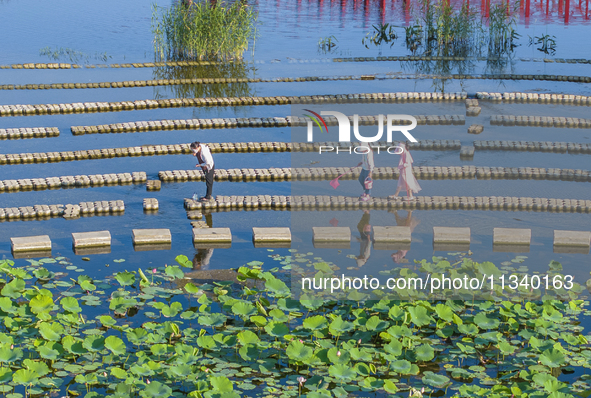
198, 144, 214, 169
362, 149, 374, 171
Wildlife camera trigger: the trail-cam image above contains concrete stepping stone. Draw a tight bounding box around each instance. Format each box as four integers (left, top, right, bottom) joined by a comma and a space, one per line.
313, 227, 351, 248
11, 235, 51, 252
433, 227, 471, 251
553, 230, 591, 247
493, 228, 531, 253
146, 180, 161, 191
553, 230, 591, 253
253, 227, 292, 247
252, 227, 291, 242
373, 226, 411, 250
193, 228, 232, 243
132, 229, 171, 245
72, 231, 111, 248
493, 228, 531, 245
468, 124, 484, 134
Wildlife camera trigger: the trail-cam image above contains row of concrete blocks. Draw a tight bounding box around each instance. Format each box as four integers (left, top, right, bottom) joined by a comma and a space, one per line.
0, 140, 462, 165
8, 227, 292, 257
312, 227, 591, 253
490, 115, 591, 128
0, 201, 125, 221
4, 56, 590, 70
0, 172, 146, 192
0, 60, 225, 70
4, 70, 589, 91
184, 195, 591, 213
335, 56, 590, 64
70, 114, 465, 135
0, 127, 59, 140
474, 141, 591, 154
13, 227, 588, 257
0, 92, 468, 117
159, 165, 591, 183
477, 92, 590, 104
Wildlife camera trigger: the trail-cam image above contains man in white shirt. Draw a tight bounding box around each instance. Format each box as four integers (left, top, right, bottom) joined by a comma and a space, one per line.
190, 141, 215, 201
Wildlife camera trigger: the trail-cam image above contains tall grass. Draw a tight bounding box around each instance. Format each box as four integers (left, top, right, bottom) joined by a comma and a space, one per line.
152, 0, 258, 62
405, 0, 519, 58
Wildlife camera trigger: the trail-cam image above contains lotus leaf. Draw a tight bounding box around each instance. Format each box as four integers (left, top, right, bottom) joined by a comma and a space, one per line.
422, 371, 451, 388
38, 322, 64, 341
115, 271, 136, 286
12, 369, 38, 385
540, 348, 566, 368
408, 306, 432, 327
139, 381, 172, 398
328, 364, 357, 381
303, 315, 328, 330
329, 316, 354, 336
286, 341, 313, 362
474, 312, 500, 329
105, 335, 126, 355
414, 344, 435, 361
264, 321, 289, 337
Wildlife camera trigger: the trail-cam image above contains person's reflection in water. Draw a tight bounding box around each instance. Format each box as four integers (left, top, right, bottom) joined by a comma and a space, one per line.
389, 210, 420, 264
204, 212, 213, 228
192, 212, 214, 270
355, 210, 372, 268
193, 248, 214, 270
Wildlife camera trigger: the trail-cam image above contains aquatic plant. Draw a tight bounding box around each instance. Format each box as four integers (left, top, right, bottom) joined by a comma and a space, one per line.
39, 47, 112, 64
528, 34, 557, 55
318, 36, 338, 53
151, 0, 258, 61
0, 251, 590, 397
362, 23, 398, 49
392, 0, 519, 59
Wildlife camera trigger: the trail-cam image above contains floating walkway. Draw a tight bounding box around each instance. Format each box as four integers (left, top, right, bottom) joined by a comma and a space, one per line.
3, 140, 590, 166
183, 195, 591, 213
0, 91, 470, 117
158, 166, 591, 183
2, 56, 590, 70
0, 127, 59, 140
3, 72, 590, 91
71, 114, 464, 135
490, 115, 591, 128
0, 172, 146, 193
2, 165, 589, 194
0, 200, 125, 221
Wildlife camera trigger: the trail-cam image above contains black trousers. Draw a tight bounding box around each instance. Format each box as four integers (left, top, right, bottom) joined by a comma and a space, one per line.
204, 167, 214, 199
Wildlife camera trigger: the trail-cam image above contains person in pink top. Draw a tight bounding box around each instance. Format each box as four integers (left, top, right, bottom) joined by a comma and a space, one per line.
389, 143, 421, 199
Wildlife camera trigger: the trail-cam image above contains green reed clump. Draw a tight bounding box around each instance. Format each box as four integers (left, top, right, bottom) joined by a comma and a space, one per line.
152, 0, 257, 61
404, 0, 519, 58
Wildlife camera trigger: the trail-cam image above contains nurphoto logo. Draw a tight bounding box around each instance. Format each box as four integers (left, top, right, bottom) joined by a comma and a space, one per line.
305, 110, 418, 143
